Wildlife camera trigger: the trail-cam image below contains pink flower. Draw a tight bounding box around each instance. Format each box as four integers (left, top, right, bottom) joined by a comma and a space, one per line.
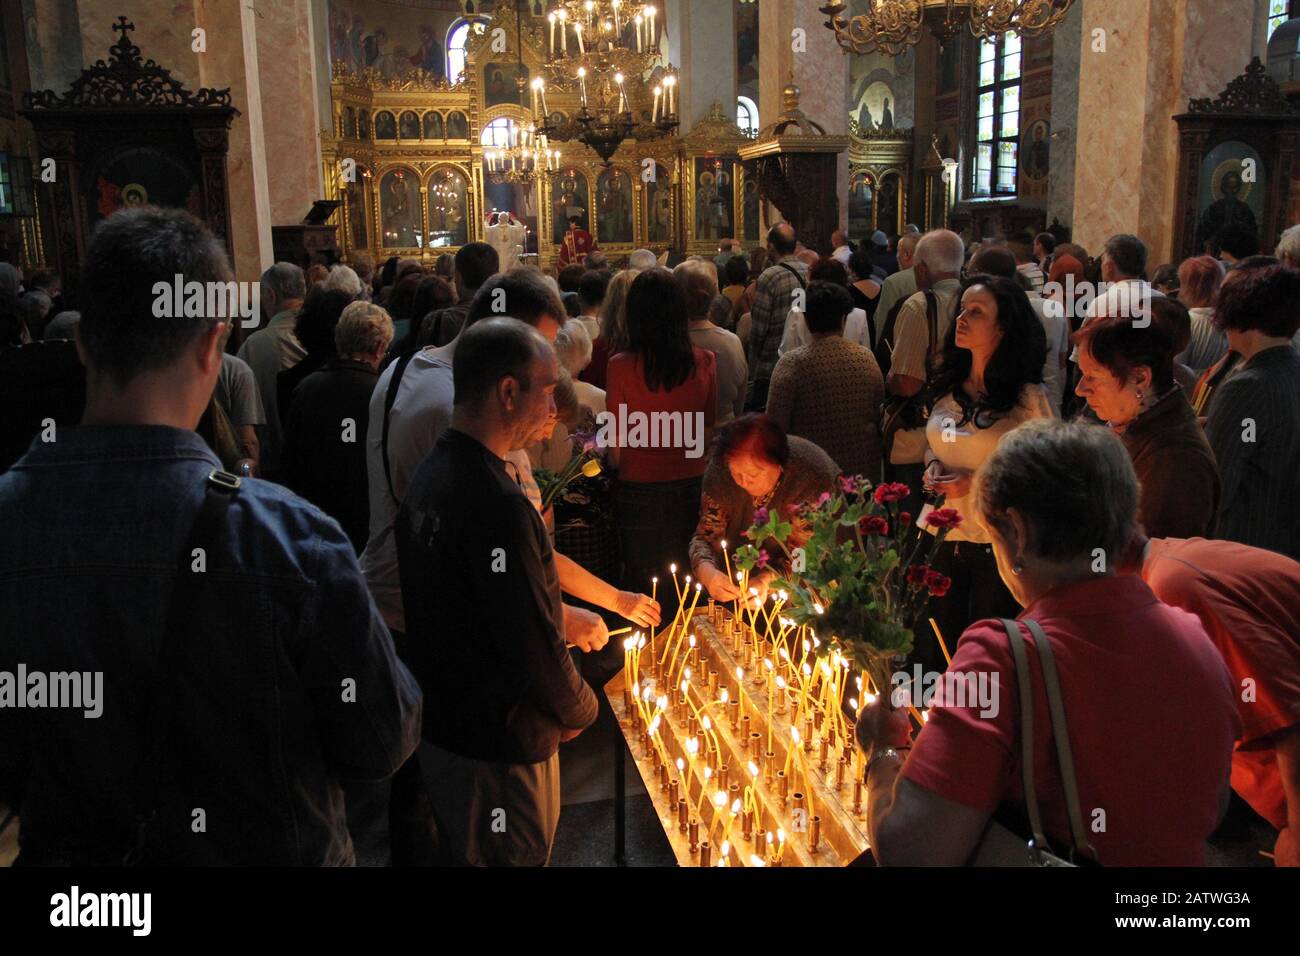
816, 492, 832, 507
756, 549, 770, 569
839, 475, 858, 495
873, 482, 910, 505
923, 508, 964, 531
753, 506, 769, 525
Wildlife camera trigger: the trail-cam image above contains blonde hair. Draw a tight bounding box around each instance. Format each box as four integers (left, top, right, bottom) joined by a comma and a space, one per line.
335, 300, 395, 359
600, 268, 640, 354
555, 318, 594, 375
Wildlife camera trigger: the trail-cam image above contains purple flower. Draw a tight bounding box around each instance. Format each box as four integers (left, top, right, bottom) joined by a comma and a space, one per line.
839, 475, 857, 495
756, 549, 770, 569
753, 506, 769, 525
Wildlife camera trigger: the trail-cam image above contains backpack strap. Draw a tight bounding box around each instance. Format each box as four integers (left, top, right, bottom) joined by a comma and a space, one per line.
381, 350, 418, 505
126, 468, 241, 865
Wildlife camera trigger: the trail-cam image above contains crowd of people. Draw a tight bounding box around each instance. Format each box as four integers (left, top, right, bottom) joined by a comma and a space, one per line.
0, 203, 1297, 868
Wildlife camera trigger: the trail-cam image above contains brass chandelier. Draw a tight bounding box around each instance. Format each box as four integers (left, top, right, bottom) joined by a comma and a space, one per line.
819, 0, 1076, 56
534, 0, 679, 165
485, 120, 562, 187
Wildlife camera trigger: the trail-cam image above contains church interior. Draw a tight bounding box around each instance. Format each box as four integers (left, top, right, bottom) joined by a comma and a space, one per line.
1, 0, 1300, 897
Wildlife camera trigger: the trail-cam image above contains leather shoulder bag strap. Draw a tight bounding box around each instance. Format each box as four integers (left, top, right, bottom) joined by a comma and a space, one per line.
777, 262, 808, 290
1023, 618, 1094, 860
381, 350, 418, 505
1000, 618, 1050, 852
127, 468, 241, 865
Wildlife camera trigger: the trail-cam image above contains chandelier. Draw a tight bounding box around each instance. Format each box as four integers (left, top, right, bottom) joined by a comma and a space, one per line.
485, 120, 562, 187
819, 0, 1076, 56
533, 0, 679, 164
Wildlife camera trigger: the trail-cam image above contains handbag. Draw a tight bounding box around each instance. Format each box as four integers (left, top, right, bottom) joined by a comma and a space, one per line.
968, 618, 1097, 866
881, 291, 941, 466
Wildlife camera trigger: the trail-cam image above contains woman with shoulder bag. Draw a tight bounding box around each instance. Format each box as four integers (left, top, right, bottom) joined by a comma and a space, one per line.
855, 420, 1240, 866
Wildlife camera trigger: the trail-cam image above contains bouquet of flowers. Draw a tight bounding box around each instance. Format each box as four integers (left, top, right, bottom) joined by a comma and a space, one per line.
733, 476, 963, 704
535, 428, 604, 512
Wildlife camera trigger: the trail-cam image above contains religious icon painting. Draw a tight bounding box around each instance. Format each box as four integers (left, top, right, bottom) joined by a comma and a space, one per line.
1021, 120, 1050, 181
374, 110, 397, 140
597, 167, 633, 244
645, 163, 672, 244
484, 62, 528, 108
427, 167, 468, 247
694, 157, 735, 242
446, 111, 469, 139
1196, 140, 1265, 252
399, 110, 420, 139
380, 167, 418, 247
423, 111, 444, 140
551, 169, 590, 244
358, 109, 370, 140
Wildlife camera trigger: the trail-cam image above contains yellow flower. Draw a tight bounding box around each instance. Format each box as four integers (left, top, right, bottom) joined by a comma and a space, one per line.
581, 458, 602, 478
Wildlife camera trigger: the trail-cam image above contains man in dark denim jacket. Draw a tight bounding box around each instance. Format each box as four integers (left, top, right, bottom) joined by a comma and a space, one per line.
0, 207, 421, 865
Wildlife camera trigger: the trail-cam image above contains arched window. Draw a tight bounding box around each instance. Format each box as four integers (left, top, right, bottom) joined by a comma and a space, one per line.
447, 19, 471, 84
480, 116, 519, 148
737, 96, 759, 137
971, 32, 1021, 198
1269, 1, 1291, 40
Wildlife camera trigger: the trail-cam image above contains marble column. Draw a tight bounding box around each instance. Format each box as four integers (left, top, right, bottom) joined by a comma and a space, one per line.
758, 0, 851, 232
666, 0, 737, 133
194, 0, 274, 281
1071, 0, 1256, 261
254, 0, 324, 226
1047, 0, 1082, 231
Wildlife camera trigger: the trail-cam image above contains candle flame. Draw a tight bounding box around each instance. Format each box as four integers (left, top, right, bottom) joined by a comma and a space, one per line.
688, 635, 696, 647
802, 663, 812, 676
714, 791, 727, 807
683, 667, 692, 680
750, 855, 765, 867
855, 677, 863, 691
719, 688, 729, 703
701, 715, 712, 730
777, 828, 786, 843
764, 658, 774, 671
747, 761, 759, 778
735, 666, 744, 681
766, 831, 774, 845
775, 676, 786, 690
670, 563, 677, 574
730, 800, 741, 814
721, 539, 727, 549
865, 692, 878, 705
849, 697, 858, 710
676, 758, 684, 771
790, 726, 801, 744
721, 840, 730, 855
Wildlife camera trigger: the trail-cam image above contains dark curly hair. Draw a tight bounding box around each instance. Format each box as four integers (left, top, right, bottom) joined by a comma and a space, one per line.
1214, 261, 1300, 338
925, 273, 1046, 427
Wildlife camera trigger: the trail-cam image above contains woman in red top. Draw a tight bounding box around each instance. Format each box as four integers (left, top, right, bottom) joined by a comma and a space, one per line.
857, 420, 1239, 865
605, 267, 717, 615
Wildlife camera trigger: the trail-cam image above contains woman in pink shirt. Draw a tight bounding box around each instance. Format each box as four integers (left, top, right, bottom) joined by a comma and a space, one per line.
605, 268, 716, 615
857, 420, 1239, 865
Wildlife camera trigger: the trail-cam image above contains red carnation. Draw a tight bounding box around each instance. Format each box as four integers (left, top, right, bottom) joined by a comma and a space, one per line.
905, 564, 930, 586
923, 507, 964, 531
899, 511, 913, 526
873, 482, 910, 505
859, 515, 889, 536
924, 569, 953, 598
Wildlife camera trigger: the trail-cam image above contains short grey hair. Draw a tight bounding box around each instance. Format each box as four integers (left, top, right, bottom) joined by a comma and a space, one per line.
260, 262, 306, 303
1276, 223, 1300, 266
974, 420, 1138, 564
334, 300, 394, 358
321, 264, 362, 298
673, 258, 719, 317
554, 317, 593, 374
629, 248, 658, 270
898, 233, 920, 259
915, 229, 965, 276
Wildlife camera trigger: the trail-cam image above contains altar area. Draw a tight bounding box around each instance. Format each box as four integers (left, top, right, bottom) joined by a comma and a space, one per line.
320, 15, 766, 271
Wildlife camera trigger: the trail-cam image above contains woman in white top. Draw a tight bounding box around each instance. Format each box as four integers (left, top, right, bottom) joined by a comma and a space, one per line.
1175, 255, 1228, 373
919, 274, 1055, 670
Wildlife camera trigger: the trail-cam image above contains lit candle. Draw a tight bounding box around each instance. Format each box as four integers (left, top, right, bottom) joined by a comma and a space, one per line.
612, 0, 622, 32
652, 85, 661, 123
574, 21, 584, 55
559, 9, 568, 53
646, 4, 656, 49
664, 73, 676, 114
577, 66, 588, 108
615, 72, 627, 113
634, 13, 643, 52
548, 12, 557, 55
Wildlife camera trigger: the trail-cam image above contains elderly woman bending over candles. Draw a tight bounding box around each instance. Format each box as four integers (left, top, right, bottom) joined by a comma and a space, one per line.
856, 420, 1240, 866
689, 414, 839, 604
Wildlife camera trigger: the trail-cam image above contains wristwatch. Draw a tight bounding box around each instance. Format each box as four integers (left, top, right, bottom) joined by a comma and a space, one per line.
865, 746, 909, 780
